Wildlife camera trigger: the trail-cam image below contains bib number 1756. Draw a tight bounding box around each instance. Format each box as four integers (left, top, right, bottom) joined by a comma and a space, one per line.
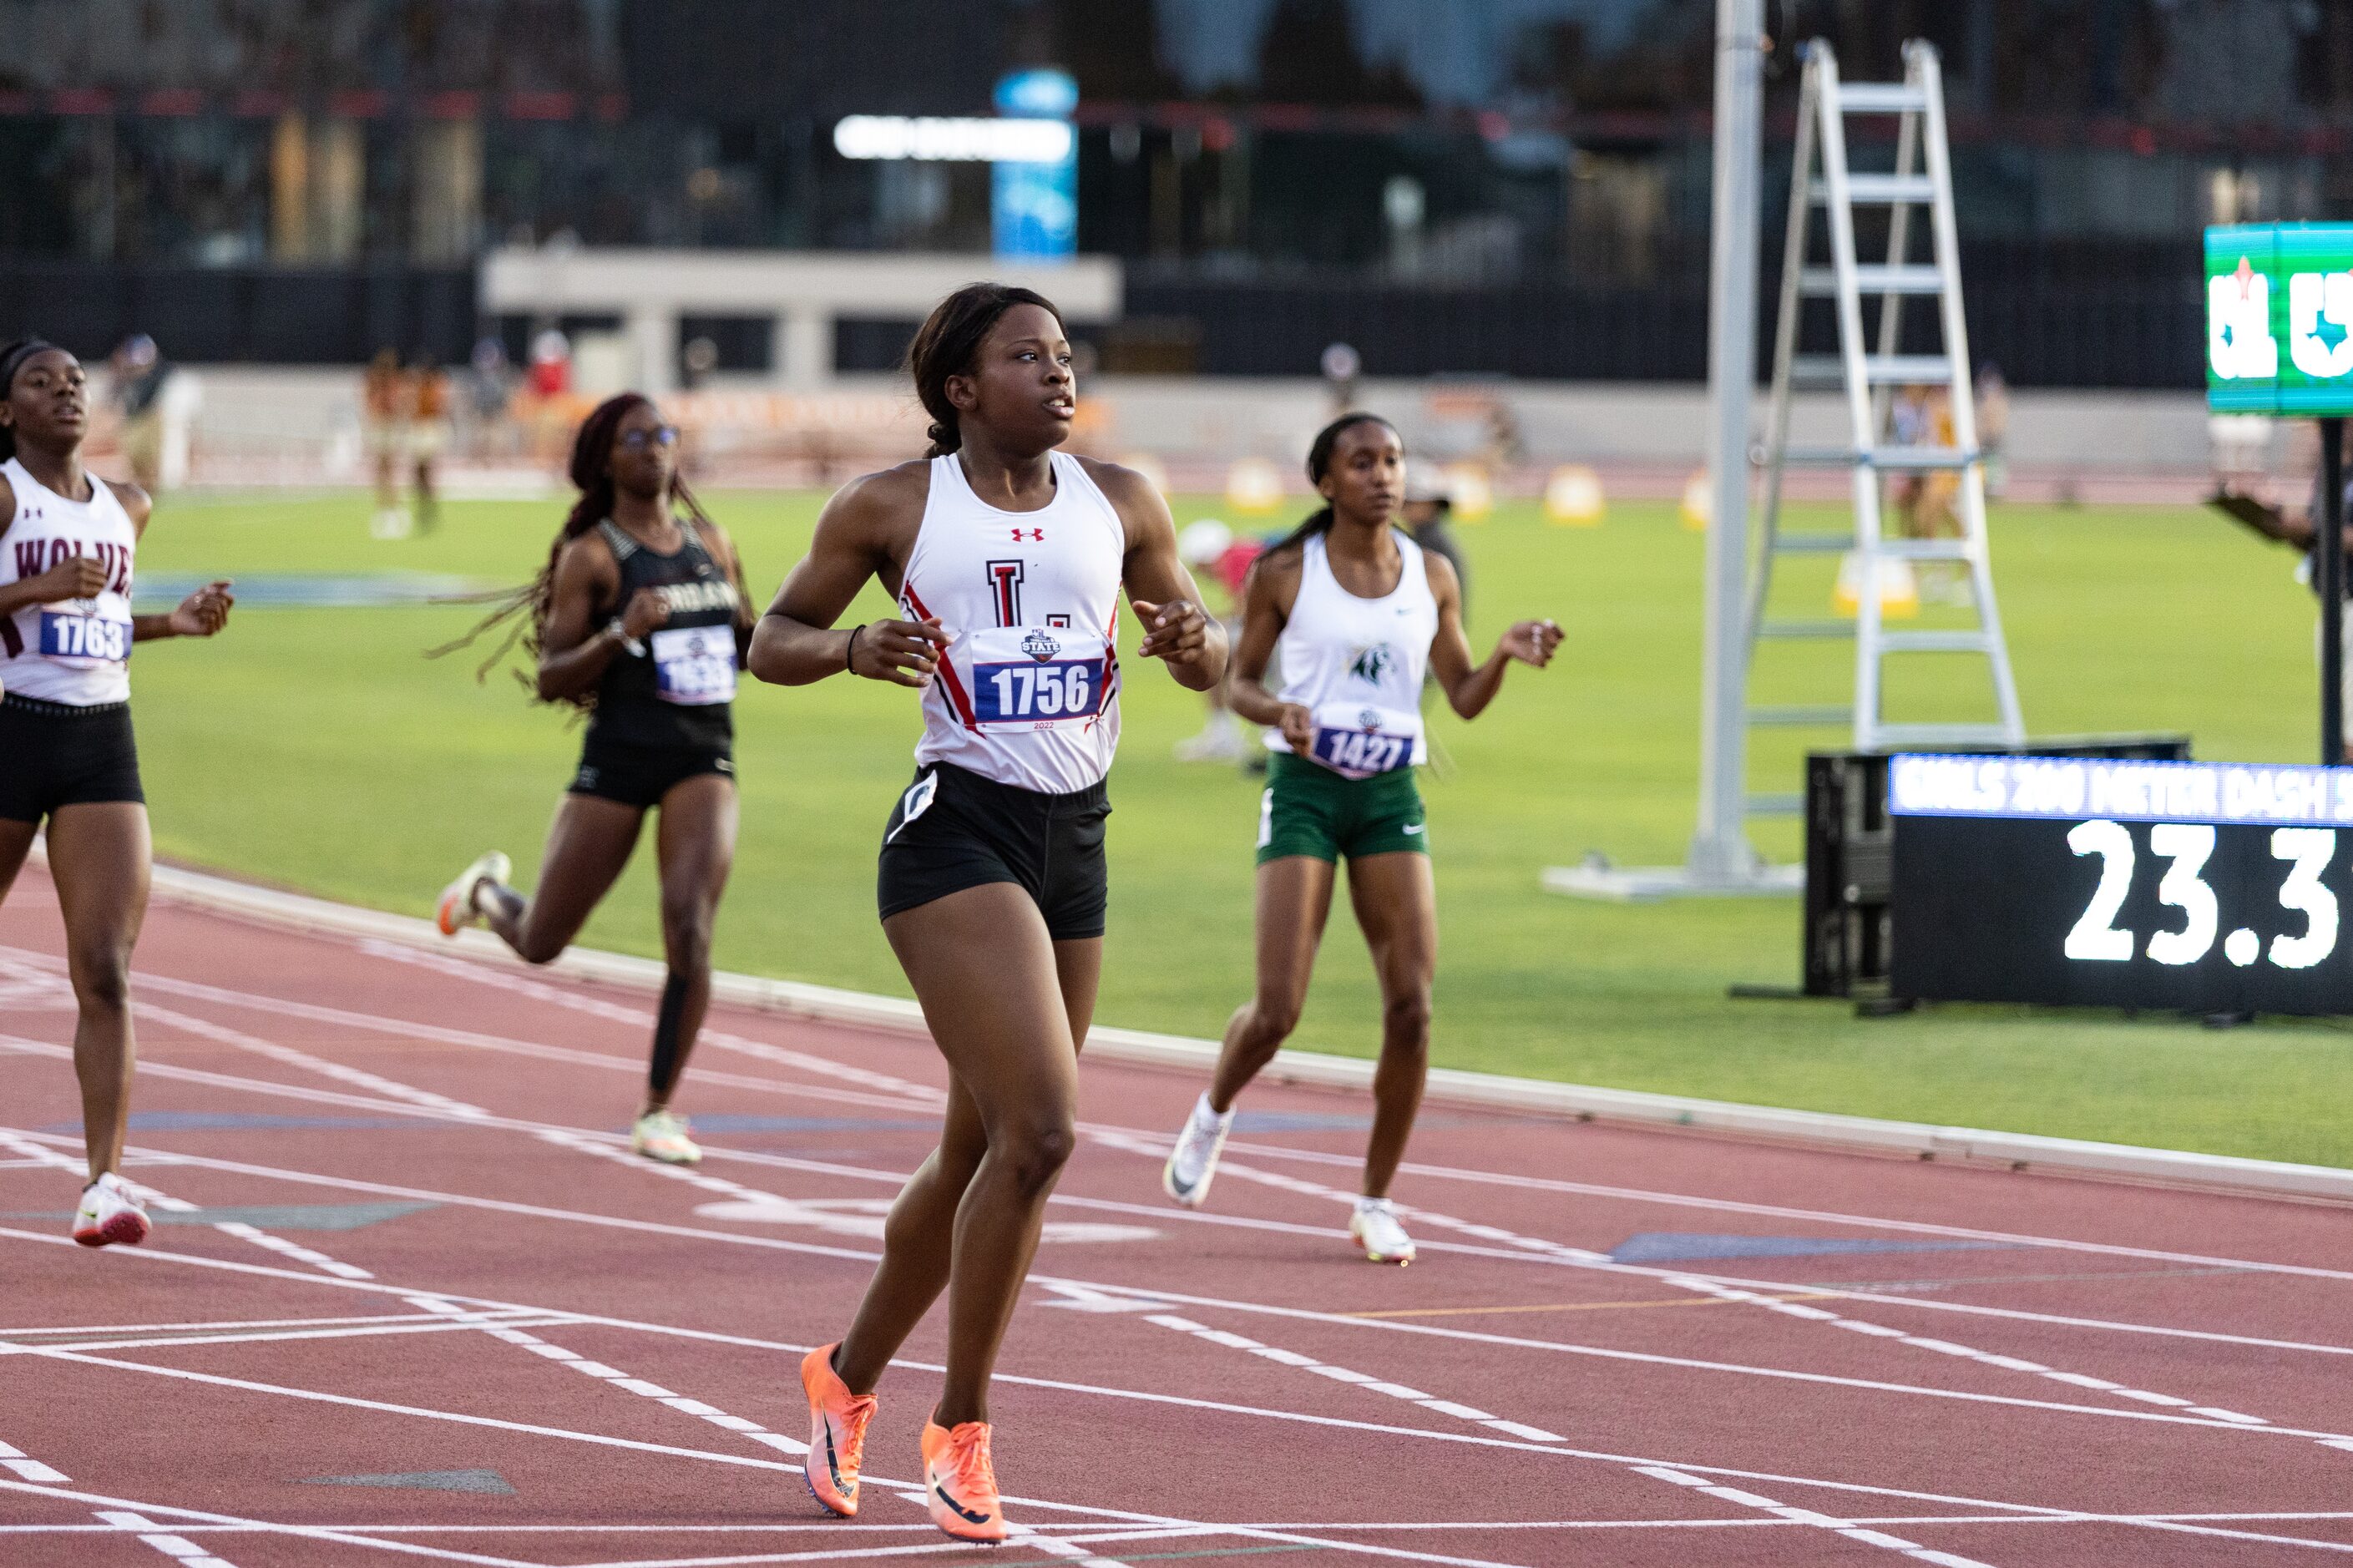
977, 660, 1100, 724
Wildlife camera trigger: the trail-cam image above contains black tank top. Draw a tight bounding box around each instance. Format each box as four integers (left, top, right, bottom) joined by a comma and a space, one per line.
587, 517, 741, 750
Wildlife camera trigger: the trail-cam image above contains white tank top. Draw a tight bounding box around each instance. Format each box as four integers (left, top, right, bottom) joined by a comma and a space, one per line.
1267, 530, 1439, 779
898, 451, 1126, 794
0, 456, 138, 706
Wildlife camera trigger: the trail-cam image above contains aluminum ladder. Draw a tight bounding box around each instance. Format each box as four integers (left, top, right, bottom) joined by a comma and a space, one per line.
1745, 38, 2023, 810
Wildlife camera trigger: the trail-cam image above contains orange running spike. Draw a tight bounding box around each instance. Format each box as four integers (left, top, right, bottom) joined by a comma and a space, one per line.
799, 1343, 876, 1517
921, 1419, 1007, 1543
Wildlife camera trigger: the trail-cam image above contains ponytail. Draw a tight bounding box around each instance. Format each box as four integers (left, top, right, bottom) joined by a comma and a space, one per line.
430, 392, 712, 706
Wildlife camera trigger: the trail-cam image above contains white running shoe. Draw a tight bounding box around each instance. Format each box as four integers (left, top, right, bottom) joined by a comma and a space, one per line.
73, 1171, 151, 1248
1161, 1092, 1232, 1208
1173, 721, 1246, 763
631, 1109, 702, 1166
436, 851, 511, 937
1349, 1196, 1415, 1264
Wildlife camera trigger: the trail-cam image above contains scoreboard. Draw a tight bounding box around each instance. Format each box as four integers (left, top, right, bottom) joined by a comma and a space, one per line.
1890, 754, 2353, 1014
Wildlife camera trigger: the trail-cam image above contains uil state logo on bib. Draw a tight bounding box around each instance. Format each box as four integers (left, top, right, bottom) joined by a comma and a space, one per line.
1022, 629, 1061, 662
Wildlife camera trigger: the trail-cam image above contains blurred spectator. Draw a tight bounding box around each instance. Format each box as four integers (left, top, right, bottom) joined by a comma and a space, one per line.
108, 334, 196, 493
364, 348, 412, 537
466, 336, 515, 458
528, 329, 573, 397
1401, 462, 1467, 609
1976, 362, 2011, 499
408, 352, 453, 534
1173, 518, 1275, 765
681, 335, 721, 391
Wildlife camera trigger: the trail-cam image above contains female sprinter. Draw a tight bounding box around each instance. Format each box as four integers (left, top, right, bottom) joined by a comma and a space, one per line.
1161, 412, 1561, 1263
433, 394, 752, 1166
0, 339, 234, 1245
749, 283, 1222, 1542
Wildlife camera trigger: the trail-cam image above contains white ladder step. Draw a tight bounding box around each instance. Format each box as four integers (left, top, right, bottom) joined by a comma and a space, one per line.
1870, 723, 2016, 748
1789, 353, 1955, 389
1755, 620, 1854, 640
1752, 705, 1854, 727
1812, 174, 1935, 205
1766, 534, 1855, 554
1781, 446, 1976, 472
1880, 630, 1992, 654
1801, 264, 1944, 296
1746, 792, 1805, 817
1834, 83, 1929, 114
1880, 538, 1974, 561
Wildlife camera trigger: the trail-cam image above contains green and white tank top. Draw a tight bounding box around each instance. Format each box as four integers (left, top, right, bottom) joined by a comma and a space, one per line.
1266, 529, 1438, 779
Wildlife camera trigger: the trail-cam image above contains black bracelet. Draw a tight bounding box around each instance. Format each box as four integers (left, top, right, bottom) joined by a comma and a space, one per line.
845, 623, 866, 676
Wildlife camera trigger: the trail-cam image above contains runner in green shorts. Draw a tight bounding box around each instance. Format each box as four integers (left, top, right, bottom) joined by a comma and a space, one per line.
1160, 412, 1561, 1263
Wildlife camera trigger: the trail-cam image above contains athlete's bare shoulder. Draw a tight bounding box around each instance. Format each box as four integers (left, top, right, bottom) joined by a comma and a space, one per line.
0, 470, 13, 538
816, 458, 931, 561
100, 476, 154, 535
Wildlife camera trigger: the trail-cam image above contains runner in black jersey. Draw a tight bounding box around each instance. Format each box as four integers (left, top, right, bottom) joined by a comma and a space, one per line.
433, 393, 752, 1164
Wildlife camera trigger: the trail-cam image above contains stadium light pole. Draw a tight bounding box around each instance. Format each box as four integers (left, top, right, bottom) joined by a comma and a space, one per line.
1546, 0, 1793, 899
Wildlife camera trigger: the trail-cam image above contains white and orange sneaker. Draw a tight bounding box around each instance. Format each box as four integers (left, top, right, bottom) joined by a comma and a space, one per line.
1349, 1196, 1416, 1264
73, 1172, 151, 1248
921, 1418, 1007, 1543
800, 1344, 876, 1518
435, 851, 510, 937
630, 1109, 702, 1166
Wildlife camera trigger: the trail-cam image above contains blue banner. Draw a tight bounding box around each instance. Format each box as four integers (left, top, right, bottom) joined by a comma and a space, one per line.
993, 69, 1078, 261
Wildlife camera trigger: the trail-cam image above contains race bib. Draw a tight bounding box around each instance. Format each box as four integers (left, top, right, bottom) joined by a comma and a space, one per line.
968, 626, 1109, 727
1306, 701, 1420, 780
650, 625, 736, 706
38, 610, 131, 668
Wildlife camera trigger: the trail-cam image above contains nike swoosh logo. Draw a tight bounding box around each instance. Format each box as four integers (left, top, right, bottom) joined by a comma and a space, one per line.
1402, 823, 1424, 834
823, 1426, 848, 1490
933, 1477, 993, 1525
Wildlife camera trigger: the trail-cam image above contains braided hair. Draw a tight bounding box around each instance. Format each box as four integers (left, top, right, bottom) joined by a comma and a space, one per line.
0, 338, 63, 464
1271, 411, 1399, 554
431, 392, 718, 708
907, 283, 1063, 458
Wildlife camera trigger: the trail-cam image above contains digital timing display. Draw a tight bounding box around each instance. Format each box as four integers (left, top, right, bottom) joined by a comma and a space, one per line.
1888, 754, 2353, 1014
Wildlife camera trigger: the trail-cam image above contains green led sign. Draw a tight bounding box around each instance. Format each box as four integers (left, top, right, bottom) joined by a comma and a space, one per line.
2207, 224, 2353, 415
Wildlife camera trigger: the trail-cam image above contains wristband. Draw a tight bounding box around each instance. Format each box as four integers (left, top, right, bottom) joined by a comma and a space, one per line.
845, 623, 867, 676
605, 618, 645, 657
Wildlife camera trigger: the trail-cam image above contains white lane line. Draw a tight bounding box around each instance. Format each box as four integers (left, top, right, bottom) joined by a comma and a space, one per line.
0, 1311, 542, 1338
94, 1510, 240, 1568
3, 1319, 581, 1354
13, 1221, 2337, 1557
0, 1129, 372, 1282
401, 1296, 809, 1460
1089, 1126, 2312, 1438
128, 998, 494, 1122
1635, 1465, 1992, 1566
1141, 1311, 1563, 1444
0, 1479, 537, 1566
44, 935, 2347, 1289
0, 1436, 70, 1484
66, 959, 2353, 1387
14, 1120, 2346, 1454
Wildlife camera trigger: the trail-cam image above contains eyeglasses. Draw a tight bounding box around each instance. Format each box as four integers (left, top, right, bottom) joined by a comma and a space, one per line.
619, 424, 680, 451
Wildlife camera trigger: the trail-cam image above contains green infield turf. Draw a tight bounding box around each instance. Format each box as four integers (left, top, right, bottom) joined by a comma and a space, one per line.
109, 484, 2353, 1166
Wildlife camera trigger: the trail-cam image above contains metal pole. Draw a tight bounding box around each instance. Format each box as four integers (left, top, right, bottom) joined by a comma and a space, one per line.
1691, 0, 1766, 882
2323, 415, 2345, 766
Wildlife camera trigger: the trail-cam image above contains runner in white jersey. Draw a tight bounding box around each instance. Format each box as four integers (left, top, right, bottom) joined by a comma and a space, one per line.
747, 284, 1224, 1544
1160, 412, 1562, 1264
0, 339, 235, 1248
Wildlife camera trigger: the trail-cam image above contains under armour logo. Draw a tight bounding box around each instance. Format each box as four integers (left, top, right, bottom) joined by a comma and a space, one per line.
1011, 528, 1045, 542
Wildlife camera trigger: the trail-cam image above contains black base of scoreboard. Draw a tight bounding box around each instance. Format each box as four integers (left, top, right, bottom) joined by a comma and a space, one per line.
1802, 735, 2192, 1000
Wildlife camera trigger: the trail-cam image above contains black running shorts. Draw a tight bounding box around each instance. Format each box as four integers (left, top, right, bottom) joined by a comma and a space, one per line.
0, 693, 144, 825
569, 731, 734, 810
876, 761, 1111, 940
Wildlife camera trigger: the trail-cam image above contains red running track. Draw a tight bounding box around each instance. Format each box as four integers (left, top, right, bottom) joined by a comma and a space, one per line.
3, 865, 2352, 1567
